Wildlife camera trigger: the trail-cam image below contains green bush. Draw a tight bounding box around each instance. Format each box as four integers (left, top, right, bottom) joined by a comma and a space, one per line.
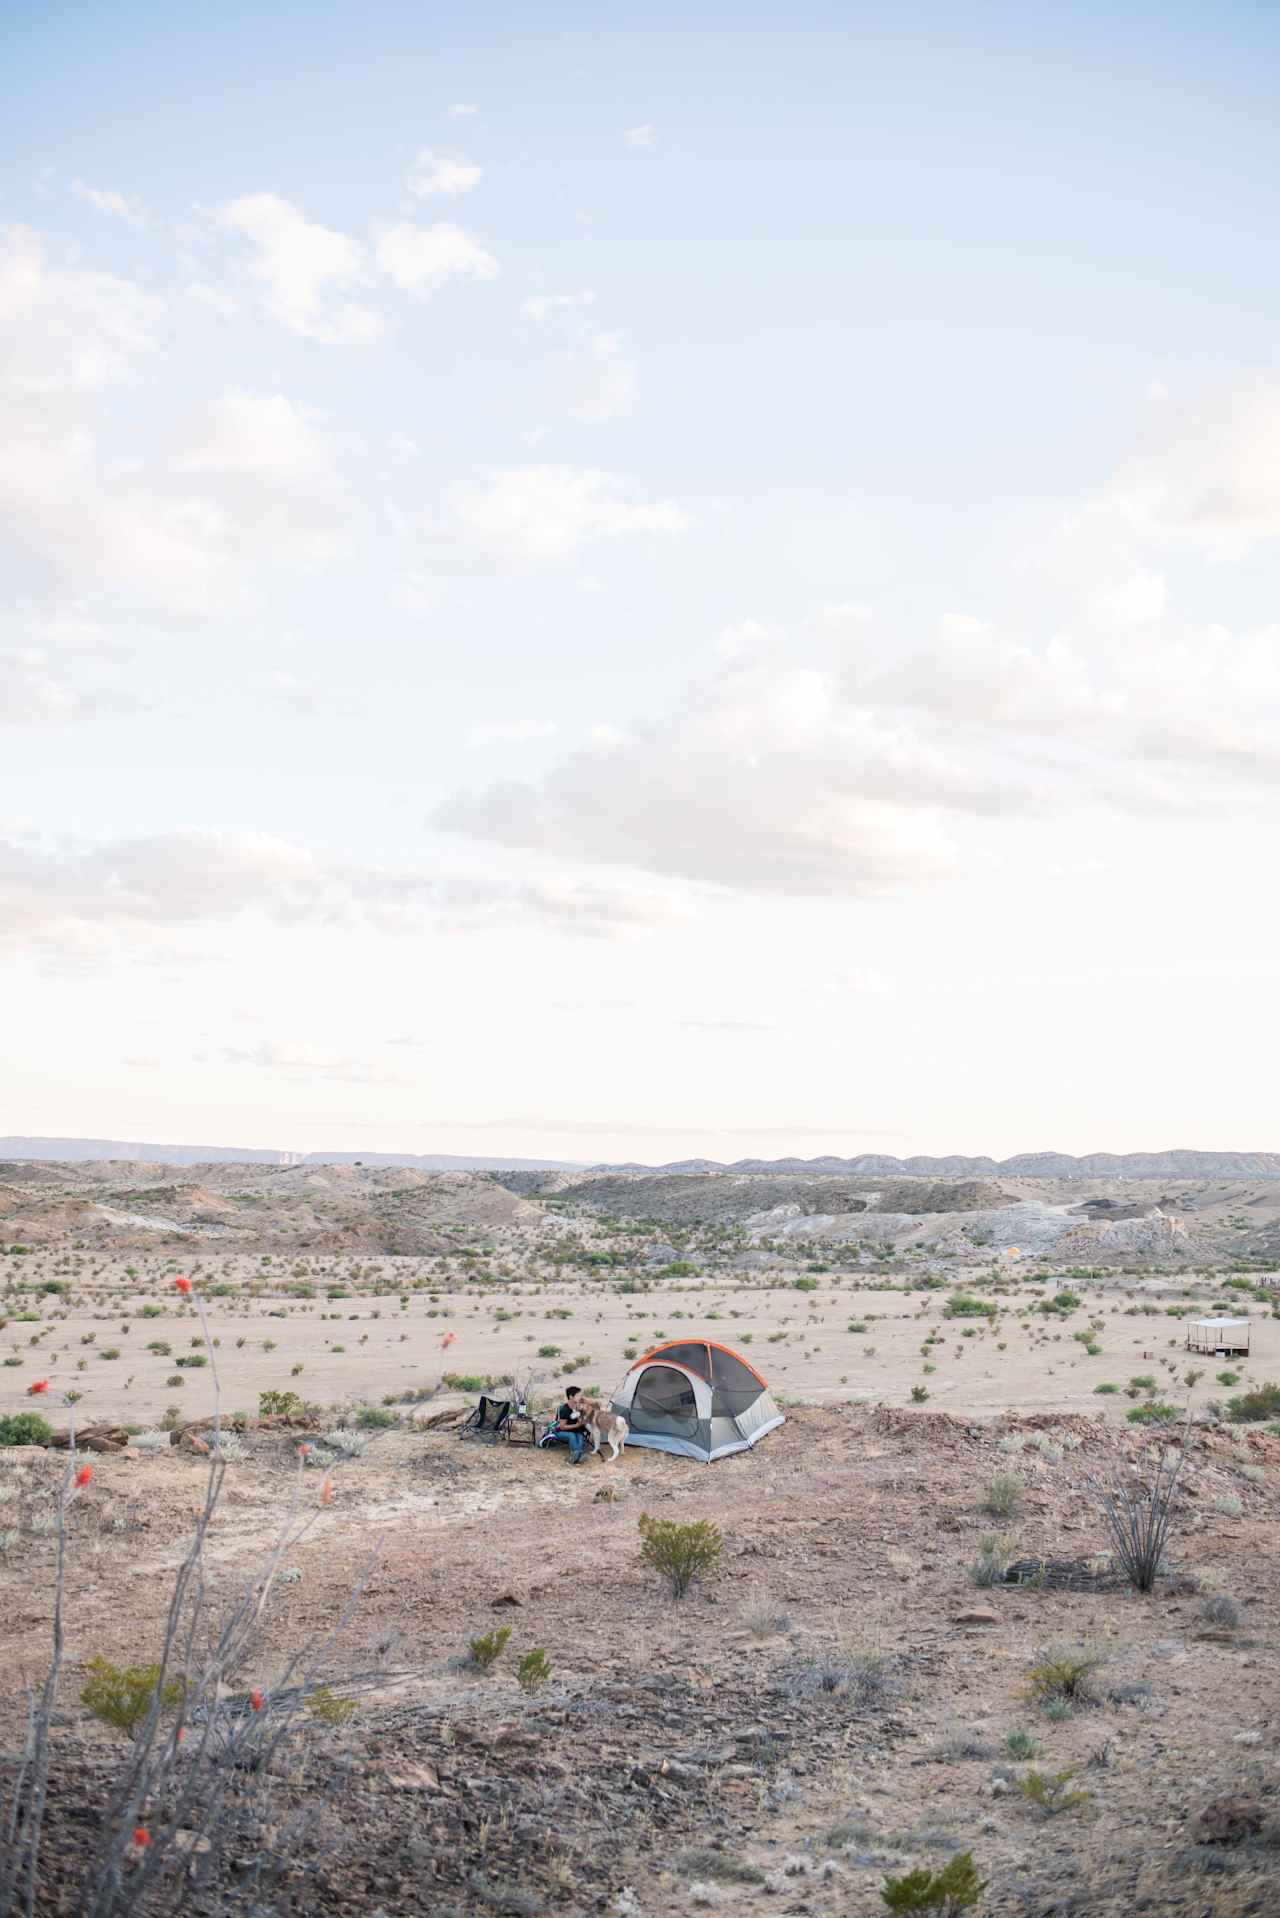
911, 1384, 929, 1402
982, 1474, 1022, 1518
638, 1513, 723, 1597
517, 1648, 552, 1693
880, 1849, 986, 1914
1022, 1646, 1102, 1709
945, 1294, 996, 1320
0, 1411, 54, 1447
1019, 1766, 1088, 1815
1093, 1381, 1119, 1394
258, 1389, 306, 1421
356, 1405, 396, 1429
1126, 1401, 1177, 1425
467, 1625, 511, 1672
1226, 1381, 1280, 1423
80, 1657, 184, 1738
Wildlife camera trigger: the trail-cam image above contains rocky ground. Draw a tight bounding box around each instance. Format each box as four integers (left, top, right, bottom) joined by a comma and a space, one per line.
2, 1400, 1279, 1917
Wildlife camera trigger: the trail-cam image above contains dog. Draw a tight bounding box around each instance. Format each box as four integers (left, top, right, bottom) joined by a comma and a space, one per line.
577, 1397, 629, 1463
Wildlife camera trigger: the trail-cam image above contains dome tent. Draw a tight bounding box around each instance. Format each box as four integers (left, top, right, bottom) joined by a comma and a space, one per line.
611, 1340, 784, 1462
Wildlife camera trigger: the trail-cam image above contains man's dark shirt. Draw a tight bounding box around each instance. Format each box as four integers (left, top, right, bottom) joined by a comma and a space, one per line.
557, 1399, 584, 1429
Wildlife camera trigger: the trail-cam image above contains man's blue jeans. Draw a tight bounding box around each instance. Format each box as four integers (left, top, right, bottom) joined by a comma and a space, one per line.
568, 1429, 586, 1462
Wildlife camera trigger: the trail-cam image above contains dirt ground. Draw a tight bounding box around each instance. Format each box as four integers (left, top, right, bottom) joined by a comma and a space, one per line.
2, 1249, 1278, 1431
3, 1230, 1279, 1917
2, 1402, 1278, 1916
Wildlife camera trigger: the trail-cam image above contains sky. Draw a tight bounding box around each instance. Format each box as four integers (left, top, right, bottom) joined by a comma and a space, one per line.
3, 0, 1280, 1165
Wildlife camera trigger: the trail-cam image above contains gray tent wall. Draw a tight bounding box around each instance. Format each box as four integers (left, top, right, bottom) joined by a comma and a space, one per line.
611, 1353, 785, 1463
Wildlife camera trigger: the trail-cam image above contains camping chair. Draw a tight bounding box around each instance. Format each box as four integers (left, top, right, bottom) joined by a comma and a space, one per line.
458, 1395, 512, 1441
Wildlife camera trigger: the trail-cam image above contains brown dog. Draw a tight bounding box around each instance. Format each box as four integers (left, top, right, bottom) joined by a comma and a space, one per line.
577, 1397, 629, 1462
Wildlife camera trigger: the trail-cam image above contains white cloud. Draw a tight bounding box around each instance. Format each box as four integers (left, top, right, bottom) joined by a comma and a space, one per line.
523, 290, 597, 321
466, 717, 558, 748
1, 827, 678, 966
71, 180, 150, 228
376, 220, 500, 296
219, 194, 380, 343
177, 391, 336, 482
431, 465, 689, 569
0, 614, 130, 727
220, 1040, 408, 1085
436, 653, 972, 896
447, 103, 479, 118
574, 331, 636, 421
623, 124, 656, 149
404, 147, 482, 197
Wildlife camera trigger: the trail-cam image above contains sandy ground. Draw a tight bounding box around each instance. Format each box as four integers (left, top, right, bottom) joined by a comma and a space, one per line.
1, 1253, 1276, 1432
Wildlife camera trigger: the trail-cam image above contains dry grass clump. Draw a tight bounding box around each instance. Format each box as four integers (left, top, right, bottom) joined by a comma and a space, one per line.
1022, 1645, 1104, 1710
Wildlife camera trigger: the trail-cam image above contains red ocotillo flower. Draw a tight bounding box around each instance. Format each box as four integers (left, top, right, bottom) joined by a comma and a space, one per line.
249, 1689, 263, 1712
174, 1276, 192, 1294
132, 1827, 151, 1848
320, 1475, 334, 1505
75, 1463, 93, 1488
28, 1379, 50, 1395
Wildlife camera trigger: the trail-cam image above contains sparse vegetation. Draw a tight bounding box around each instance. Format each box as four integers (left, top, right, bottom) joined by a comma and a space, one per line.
637, 1513, 723, 1596
1022, 1646, 1103, 1710
1019, 1766, 1089, 1815
80, 1657, 185, 1739
880, 1849, 986, 1914
466, 1625, 512, 1673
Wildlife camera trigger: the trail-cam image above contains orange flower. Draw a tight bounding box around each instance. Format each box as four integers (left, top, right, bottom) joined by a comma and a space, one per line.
174, 1276, 192, 1293
320, 1475, 333, 1505
249, 1689, 263, 1712
132, 1827, 150, 1848
297, 1442, 311, 1458
75, 1464, 93, 1488
28, 1379, 49, 1395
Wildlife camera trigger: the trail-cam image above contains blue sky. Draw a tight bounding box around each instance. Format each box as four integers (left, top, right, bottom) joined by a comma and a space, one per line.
4, 1, 1280, 1159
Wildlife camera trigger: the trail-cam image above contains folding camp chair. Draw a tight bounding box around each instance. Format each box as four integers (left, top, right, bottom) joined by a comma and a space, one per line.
458, 1395, 512, 1441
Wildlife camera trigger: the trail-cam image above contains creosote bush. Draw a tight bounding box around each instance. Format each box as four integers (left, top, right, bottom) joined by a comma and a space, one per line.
516, 1648, 552, 1693
1022, 1646, 1103, 1710
1019, 1766, 1089, 1815
80, 1657, 185, 1739
0, 1412, 54, 1448
305, 1684, 358, 1726
880, 1849, 986, 1914
637, 1513, 723, 1597
467, 1624, 511, 1672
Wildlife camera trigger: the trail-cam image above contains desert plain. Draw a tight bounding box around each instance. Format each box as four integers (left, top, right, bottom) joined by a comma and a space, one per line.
2, 1159, 1278, 1917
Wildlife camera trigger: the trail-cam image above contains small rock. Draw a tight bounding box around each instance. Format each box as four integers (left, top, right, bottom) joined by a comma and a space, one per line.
1233, 1730, 1262, 1747
952, 1606, 1000, 1626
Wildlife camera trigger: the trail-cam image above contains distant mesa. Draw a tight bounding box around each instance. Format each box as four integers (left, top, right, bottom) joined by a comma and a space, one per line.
2, 1138, 1279, 1179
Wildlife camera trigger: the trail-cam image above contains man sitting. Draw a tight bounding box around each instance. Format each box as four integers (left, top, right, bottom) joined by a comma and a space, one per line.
538, 1384, 588, 1464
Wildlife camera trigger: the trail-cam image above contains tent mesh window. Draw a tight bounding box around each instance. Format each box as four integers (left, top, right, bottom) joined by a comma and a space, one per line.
648, 1342, 712, 1380
709, 1347, 763, 1418
632, 1365, 700, 1438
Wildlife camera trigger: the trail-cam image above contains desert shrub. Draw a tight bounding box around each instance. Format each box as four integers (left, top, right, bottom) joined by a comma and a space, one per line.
945, 1294, 996, 1320
1022, 1646, 1103, 1709
677, 1848, 766, 1886
1214, 1493, 1243, 1517
1019, 1766, 1089, 1815
911, 1384, 930, 1403
1090, 1429, 1186, 1592
355, 1405, 396, 1429
1093, 1382, 1119, 1394
982, 1474, 1022, 1518
0, 1412, 54, 1448
1004, 1729, 1039, 1760
1127, 1401, 1177, 1425
1200, 1593, 1241, 1630
322, 1429, 368, 1458
880, 1849, 985, 1914
637, 1513, 723, 1597
444, 1373, 487, 1393
305, 1684, 358, 1726
1225, 1382, 1280, 1423
467, 1625, 511, 1672
1216, 1370, 1241, 1387
968, 1533, 1016, 1587
786, 1649, 896, 1708
516, 1648, 552, 1693
145, 1340, 171, 1355
741, 1592, 793, 1638
538, 1345, 561, 1358
258, 1389, 306, 1421
133, 1429, 170, 1453
80, 1657, 184, 1738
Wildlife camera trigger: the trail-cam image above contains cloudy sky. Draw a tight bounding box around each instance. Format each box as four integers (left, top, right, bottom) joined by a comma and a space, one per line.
4, 1, 1279, 1163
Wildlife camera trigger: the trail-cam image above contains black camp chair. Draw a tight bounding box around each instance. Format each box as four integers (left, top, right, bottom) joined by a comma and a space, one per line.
459, 1395, 512, 1441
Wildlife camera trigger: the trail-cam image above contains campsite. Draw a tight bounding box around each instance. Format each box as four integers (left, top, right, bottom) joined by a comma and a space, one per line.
2, 1200, 1279, 1916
